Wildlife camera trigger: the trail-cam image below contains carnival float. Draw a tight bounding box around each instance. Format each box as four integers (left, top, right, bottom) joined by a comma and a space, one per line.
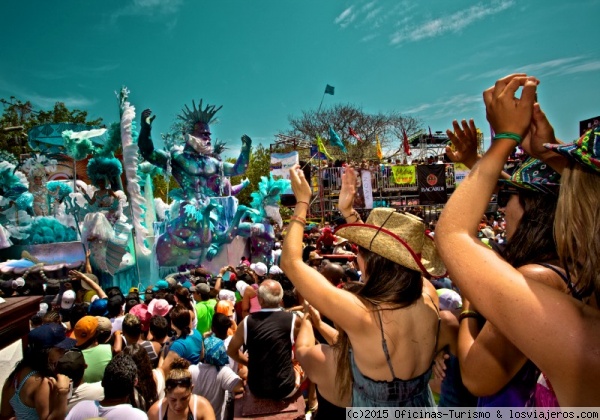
0, 88, 287, 296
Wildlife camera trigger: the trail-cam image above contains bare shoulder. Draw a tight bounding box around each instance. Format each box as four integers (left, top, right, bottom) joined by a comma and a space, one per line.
147, 400, 161, 420
194, 394, 216, 419
517, 264, 568, 291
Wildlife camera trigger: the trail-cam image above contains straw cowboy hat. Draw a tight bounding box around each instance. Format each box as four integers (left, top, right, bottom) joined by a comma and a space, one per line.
335, 208, 446, 277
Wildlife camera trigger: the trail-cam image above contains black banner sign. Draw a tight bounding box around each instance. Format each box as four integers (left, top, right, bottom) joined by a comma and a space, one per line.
417, 164, 447, 205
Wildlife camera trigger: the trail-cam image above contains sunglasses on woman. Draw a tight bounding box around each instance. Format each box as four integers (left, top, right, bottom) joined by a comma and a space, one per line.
496, 187, 520, 208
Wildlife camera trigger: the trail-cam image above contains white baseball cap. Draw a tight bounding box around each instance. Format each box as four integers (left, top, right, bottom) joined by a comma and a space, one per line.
250, 262, 268, 277
61, 290, 76, 310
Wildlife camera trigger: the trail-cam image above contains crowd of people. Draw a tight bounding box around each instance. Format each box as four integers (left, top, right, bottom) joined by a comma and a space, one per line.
1, 73, 599, 419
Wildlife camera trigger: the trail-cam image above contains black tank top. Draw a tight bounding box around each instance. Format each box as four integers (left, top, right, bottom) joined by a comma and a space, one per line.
245, 310, 296, 399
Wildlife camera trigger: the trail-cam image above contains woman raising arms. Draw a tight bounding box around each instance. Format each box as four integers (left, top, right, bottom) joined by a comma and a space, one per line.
435, 73, 600, 406
445, 119, 569, 406
281, 164, 447, 407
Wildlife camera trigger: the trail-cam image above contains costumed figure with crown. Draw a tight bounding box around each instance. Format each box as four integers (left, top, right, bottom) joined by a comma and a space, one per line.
138, 100, 252, 268
61, 89, 144, 277
19, 155, 59, 217
78, 156, 133, 274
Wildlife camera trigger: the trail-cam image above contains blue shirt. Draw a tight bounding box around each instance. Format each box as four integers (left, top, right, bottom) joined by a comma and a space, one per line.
170, 329, 204, 364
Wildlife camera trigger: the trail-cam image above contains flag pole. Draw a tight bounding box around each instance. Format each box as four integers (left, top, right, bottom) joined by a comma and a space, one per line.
317, 91, 326, 113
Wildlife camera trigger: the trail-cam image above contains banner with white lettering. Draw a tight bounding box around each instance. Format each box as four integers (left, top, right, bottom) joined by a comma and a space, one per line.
360, 170, 373, 209
270, 151, 299, 195
454, 163, 470, 186
417, 164, 447, 205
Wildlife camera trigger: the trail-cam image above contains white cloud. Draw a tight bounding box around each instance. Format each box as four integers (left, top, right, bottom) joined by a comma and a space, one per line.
29, 64, 120, 81
390, 0, 515, 45
458, 56, 600, 81
335, 6, 355, 27
360, 1, 377, 13
28, 94, 96, 109
0, 76, 96, 110
110, 0, 183, 25
361, 33, 379, 42
403, 94, 482, 120
557, 60, 600, 75
517, 57, 583, 73
365, 6, 384, 22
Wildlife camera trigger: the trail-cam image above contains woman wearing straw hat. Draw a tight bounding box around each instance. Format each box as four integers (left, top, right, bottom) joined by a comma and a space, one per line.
435, 73, 600, 406
281, 164, 447, 407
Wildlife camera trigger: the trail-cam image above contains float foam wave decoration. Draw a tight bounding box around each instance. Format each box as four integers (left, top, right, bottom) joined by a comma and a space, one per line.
0, 161, 28, 199
26, 217, 77, 244
249, 175, 290, 223
47, 181, 73, 201
120, 90, 151, 256
137, 161, 163, 187
62, 130, 97, 161
97, 122, 123, 158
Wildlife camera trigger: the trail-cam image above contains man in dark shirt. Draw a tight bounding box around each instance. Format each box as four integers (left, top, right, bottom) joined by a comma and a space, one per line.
227, 280, 301, 400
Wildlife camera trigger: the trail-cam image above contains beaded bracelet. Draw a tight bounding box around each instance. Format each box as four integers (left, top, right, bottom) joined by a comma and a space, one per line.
493, 132, 523, 145
289, 218, 306, 227
344, 210, 361, 223
459, 310, 484, 322
296, 201, 310, 207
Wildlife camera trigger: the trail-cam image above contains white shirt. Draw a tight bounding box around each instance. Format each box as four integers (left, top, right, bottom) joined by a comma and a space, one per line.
66, 401, 147, 420
189, 363, 241, 420
67, 382, 104, 413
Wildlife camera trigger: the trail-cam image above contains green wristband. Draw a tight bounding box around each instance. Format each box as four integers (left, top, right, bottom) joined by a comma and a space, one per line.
493, 132, 522, 145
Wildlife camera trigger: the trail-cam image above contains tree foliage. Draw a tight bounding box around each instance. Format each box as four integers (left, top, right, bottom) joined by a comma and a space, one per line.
0, 97, 103, 158
279, 103, 422, 162
230, 143, 271, 206
152, 173, 180, 203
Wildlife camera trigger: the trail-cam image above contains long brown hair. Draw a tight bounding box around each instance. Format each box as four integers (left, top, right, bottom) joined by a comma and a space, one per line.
502, 189, 559, 267
123, 343, 158, 411
554, 163, 600, 300
333, 246, 423, 400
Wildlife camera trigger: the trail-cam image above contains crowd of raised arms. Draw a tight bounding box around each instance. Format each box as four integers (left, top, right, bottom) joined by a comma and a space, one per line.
1, 73, 599, 420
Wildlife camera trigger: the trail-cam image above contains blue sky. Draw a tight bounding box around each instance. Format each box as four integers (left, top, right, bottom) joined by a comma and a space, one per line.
1, 0, 599, 158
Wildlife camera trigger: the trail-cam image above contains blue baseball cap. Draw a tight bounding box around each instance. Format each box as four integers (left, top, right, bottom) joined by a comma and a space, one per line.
88, 298, 109, 317
28, 324, 76, 351
152, 280, 169, 292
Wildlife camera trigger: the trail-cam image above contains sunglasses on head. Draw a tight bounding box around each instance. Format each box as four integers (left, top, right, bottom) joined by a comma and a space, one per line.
165, 377, 192, 390
496, 187, 520, 208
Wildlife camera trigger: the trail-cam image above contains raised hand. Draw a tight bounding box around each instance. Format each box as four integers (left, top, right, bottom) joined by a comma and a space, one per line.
241, 134, 252, 148
483, 73, 539, 137
288, 164, 312, 204
68, 269, 84, 281
445, 119, 480, 169
141, 109, 156, 128
338, 166, 357, 215
206, 245, 219, 261
522, 103, 559, 160
432, 351, 450, 380
303, 301, 322, 328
